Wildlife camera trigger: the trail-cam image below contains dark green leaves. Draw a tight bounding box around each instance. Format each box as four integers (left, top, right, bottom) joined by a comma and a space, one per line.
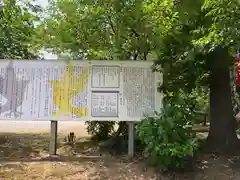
137, 93, 201, 170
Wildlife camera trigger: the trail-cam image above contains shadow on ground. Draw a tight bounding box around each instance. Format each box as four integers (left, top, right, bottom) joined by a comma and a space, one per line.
0, 132, 103, 162
1, 133, 240, 179
0, 132, 50, 162
0, 132, 161, 180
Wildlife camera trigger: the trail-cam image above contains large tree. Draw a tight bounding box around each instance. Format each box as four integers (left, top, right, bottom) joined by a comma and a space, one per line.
155, 0, 240, 153
36, 0, 177, 60
0, 0, 40, 59
37, 0, 240, 152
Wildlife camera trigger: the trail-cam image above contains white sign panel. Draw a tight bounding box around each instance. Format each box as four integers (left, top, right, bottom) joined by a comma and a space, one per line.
0, 60, 162, 121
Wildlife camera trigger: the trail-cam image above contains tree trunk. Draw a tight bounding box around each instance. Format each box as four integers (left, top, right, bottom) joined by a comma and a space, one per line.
207, 47, 240, 154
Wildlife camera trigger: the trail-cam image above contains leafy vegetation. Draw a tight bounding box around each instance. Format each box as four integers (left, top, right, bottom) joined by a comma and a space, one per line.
0, 0, 236, 171
86, 121, 116, 141
0, 0, 41, 59
33, 0, 240, 168
155, 0, 240, 152
137, 92, 201, 170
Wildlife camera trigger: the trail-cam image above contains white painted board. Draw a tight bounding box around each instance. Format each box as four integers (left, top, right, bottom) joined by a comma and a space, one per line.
0, 60, 162, 121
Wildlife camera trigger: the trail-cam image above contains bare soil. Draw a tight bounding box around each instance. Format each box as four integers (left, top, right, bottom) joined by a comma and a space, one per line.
0, 123, 239, 179
0, 133, 159, 180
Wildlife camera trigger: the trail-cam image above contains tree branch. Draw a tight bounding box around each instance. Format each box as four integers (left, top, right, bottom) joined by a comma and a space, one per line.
143, 51, 148, 60
107, 15, 116, 35
134, 50, 138, 60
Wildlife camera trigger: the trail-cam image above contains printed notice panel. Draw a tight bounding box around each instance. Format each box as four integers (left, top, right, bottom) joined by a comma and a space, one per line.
122, 67, 156, 118
91, 65, 120, 88
91, 91, 119, 117
0, 60, 162, 121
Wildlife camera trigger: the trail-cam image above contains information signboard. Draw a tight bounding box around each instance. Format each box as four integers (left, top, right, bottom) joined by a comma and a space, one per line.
0, 60, 162, 121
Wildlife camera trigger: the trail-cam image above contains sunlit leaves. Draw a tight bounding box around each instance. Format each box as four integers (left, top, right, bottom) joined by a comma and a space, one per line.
154, 0, 240, 94
36, 0, 178, 60
197, 0, 240, 49
0, 0, 40, 59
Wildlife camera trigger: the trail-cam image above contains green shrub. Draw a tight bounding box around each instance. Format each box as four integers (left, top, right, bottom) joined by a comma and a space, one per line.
137, 94, 200, 171
85, 121, 116, 141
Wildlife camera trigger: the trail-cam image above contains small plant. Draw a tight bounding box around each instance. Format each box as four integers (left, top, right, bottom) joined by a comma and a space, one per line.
137, 93, 200, 171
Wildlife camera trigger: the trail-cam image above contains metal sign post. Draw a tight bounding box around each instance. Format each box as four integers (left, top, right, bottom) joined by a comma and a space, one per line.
128, 121, 135, 157
49, 120, 58, 155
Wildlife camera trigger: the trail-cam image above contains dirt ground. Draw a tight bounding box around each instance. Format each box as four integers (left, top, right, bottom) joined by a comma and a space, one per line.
0, 121, 89, 136
0, 122, 240, 180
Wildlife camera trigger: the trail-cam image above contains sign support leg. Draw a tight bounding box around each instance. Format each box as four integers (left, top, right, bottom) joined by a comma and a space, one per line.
128, 121, 135, 158
49, 120, 58, 156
